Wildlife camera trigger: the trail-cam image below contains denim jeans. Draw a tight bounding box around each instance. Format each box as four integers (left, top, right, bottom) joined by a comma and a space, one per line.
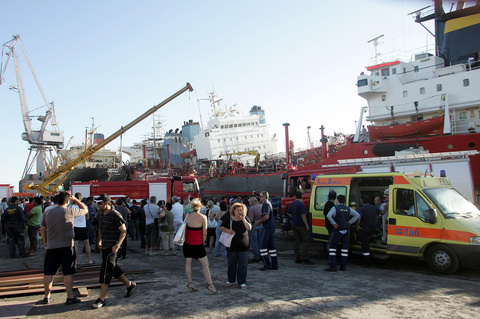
248, 224, 263, 260
214, 223, 227, 257
227, 251, 249, 285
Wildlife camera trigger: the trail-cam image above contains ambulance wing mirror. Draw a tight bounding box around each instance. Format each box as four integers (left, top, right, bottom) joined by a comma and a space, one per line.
425, 209, 437, 224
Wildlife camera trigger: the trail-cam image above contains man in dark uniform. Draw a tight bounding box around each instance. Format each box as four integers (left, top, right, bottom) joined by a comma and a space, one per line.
325, 194, 360, 272
3, 196, 27, 258
357, 195, 381, 267
255, 191, 278, 270
92, 194, 136, 309
323, 190, 337, 241
287, 192, 313, 265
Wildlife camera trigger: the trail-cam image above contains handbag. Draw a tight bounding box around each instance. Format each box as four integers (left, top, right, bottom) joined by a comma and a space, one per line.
174, 214, 188, 246
207, 209, 217, 228
219, 217, 234, 248
159, 216, 168, 228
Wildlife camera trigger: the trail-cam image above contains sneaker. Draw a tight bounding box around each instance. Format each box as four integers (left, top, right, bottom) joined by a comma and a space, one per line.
65, 296, 81, 305
240, 284, 247, 289
259, 266, 269, 271
92, 298, 106, 309
225, 281, 233, 287
294, 260, 302, 264
324, 267, 337, 272
37, 297, 50, 305
125, 282, 136, 297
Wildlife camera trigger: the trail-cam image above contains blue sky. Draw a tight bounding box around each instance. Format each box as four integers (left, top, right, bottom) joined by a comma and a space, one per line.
0, 0, 437, 189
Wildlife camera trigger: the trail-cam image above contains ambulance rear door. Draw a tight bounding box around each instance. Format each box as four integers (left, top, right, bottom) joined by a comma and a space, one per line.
311, 176, 351, 242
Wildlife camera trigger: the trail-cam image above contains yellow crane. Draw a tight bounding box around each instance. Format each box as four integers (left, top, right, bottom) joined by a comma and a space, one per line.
219, 150, 260, 167
25, 83, 193, 195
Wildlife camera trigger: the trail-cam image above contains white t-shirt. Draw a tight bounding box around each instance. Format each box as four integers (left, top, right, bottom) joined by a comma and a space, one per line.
171, 202, 184, 223
71, 204, 86, 228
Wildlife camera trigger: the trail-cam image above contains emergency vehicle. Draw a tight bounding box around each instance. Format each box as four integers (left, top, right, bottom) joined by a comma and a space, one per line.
310, 171, 480, 274
70, 176, 200, 203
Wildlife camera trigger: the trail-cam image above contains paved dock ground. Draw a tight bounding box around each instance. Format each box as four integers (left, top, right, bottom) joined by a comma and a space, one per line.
1, 229, 479, 319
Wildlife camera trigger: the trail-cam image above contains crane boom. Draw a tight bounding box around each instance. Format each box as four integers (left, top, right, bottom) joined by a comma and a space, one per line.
25, 83, 194, 195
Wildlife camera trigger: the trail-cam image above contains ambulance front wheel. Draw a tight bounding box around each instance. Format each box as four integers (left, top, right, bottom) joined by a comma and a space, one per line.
426, 244, 460, 274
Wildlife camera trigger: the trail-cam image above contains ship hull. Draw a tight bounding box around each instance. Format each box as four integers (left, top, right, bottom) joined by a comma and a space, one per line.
63, 167, 128, 191
199, 172, 283, 197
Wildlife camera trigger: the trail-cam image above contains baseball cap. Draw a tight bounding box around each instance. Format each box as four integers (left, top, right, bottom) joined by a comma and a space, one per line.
95, 194, 112, 204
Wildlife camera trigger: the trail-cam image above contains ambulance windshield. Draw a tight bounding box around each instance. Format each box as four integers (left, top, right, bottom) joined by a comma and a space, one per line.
423, 188, 480, 218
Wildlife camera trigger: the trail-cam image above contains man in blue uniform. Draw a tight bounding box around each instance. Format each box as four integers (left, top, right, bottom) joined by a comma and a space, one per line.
287, 192, 312, 265
255, 191, 278, 270
3, 197, 27, 258
357, 195, 381, 267
325, 194, 360, 272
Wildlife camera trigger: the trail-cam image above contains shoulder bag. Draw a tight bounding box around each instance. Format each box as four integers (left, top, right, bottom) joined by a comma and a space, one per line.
173, 214, 188, 246
219, 216, 234, 248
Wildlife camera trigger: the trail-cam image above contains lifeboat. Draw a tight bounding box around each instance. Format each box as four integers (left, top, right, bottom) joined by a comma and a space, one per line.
181, 149, 197, 159
367, 115, 444, 141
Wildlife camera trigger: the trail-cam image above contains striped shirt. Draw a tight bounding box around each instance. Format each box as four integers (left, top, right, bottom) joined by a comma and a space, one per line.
98, 208, 125, 248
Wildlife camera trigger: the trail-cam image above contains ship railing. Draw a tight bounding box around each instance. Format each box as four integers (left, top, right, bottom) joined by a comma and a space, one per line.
367, 44, 437, 66
451, 116, 480, 135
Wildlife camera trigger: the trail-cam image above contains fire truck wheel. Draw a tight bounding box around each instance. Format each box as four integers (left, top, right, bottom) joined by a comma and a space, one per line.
426, 244, 460, 274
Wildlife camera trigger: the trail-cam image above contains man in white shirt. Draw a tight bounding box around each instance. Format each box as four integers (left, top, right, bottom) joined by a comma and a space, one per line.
144, 196, 159, 255
171, 196, 184, 250
71, 193, 94, 265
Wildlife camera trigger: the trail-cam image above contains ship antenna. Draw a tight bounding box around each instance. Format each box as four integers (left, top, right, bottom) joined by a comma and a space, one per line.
368, 34, 384, 66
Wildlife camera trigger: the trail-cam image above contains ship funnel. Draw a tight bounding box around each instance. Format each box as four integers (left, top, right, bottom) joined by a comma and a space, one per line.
283, 123, 291, 164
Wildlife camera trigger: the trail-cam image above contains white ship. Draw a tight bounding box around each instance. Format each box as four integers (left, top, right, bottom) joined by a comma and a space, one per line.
193, 91, 278, 163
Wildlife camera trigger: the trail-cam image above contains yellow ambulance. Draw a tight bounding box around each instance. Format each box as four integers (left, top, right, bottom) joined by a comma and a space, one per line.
310, 171, 480, 274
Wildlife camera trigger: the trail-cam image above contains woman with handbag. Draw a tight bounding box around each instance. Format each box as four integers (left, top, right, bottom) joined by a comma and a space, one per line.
183, 198, 218, 294
206, 201, 217, 254
220, 202, 252, 289
213, 201, 228, 257
160, 202, 176, 256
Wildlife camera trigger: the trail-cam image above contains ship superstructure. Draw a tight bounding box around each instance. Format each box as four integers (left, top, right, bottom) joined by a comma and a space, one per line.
193, 91, 277, 162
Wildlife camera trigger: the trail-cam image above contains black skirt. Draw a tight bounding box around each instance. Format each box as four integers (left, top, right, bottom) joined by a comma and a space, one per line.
183, 243, 207, 259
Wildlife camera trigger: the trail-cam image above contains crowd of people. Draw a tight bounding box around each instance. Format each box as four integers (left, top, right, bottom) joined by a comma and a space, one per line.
0, 190, 285, 307
0, 188, 387, 308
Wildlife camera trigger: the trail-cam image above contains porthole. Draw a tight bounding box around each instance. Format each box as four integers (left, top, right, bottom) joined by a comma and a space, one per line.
447, 144, 453, 149
468, 142, 475, 148
363, 149, 368, 155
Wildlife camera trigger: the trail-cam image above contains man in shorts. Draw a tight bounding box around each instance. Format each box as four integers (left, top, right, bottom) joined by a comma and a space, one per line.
40, 192, 88, 305
92, 194, 136, 309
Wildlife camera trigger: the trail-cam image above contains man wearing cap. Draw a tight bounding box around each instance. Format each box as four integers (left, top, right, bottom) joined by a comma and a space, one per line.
40, 192, 87, 305
92, 194, 136, 309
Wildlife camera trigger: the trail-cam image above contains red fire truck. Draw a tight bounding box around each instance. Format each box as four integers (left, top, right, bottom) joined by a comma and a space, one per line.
70, 176, 200, 202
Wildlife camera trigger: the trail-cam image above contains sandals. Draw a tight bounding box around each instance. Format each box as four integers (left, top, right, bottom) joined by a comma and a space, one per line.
187, 282, 198, 292
207, 284, 218, 295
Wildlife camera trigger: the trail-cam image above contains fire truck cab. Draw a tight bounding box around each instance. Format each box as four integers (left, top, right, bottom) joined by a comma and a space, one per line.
310, 171, 480, 274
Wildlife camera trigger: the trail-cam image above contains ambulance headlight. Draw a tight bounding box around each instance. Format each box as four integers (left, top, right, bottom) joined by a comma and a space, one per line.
470, 237, 480, 245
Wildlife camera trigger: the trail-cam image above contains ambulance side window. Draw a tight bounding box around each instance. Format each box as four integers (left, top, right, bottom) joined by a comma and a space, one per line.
415, 193, 431, 222
394, 189, 415, 216
314, 186, 346, 211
